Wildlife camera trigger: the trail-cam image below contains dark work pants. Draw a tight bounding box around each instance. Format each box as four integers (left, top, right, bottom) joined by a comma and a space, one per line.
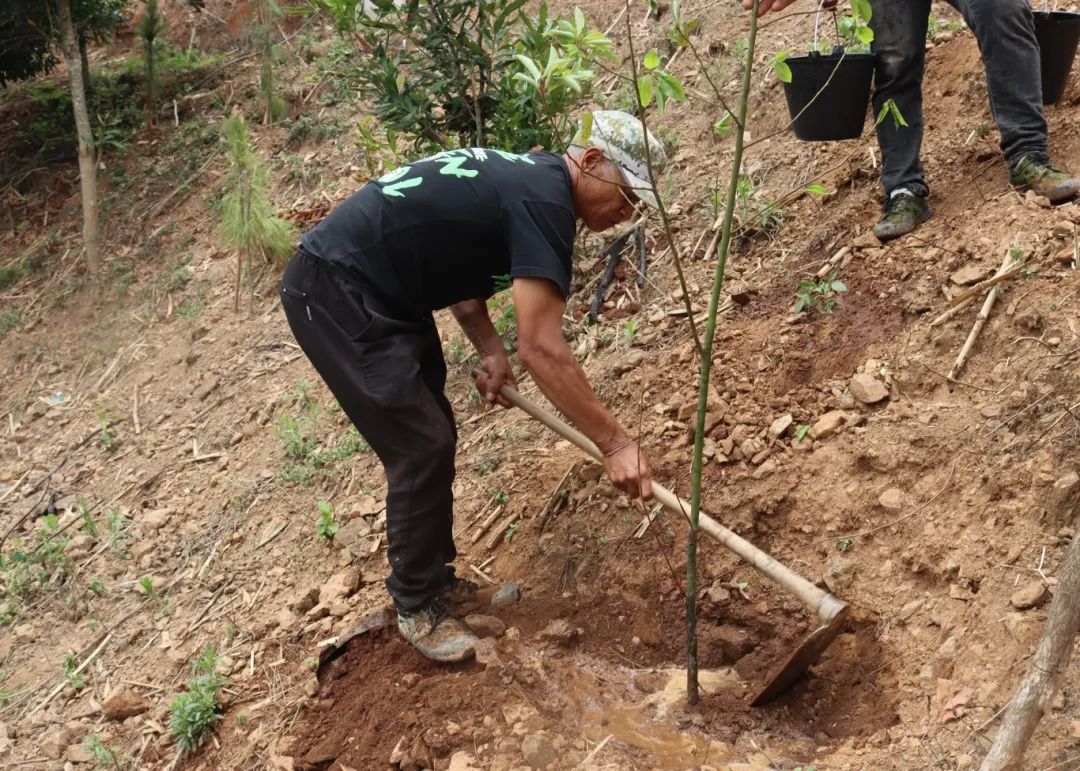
870, 0, 1047, 197
279, 249, 458, 612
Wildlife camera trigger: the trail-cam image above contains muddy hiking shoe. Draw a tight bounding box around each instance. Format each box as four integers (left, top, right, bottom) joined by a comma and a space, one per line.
398, 597, 478, 662
1009, 153, 1080, 204
439, 576, 479, 615
873, 190, 932, 241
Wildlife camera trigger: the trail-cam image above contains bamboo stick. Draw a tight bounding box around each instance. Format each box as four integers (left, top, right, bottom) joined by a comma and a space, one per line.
948, 250, 1014, 379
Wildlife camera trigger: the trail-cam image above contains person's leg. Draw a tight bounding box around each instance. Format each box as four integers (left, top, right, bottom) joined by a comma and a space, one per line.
951, 0, 1079, 201
870, 0, 932, 198
949, 0, 1045, 163
279, 254, 454, 602
280, 252, 475, 661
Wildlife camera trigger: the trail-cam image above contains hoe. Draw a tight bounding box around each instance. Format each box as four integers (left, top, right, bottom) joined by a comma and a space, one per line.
497, 380, 849, 706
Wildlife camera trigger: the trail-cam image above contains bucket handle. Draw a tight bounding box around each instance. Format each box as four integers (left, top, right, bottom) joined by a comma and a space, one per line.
812, 0, 842, 54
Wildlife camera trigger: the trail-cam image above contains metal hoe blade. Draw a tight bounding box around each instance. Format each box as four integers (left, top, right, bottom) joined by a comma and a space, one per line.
751, 600, 849, 706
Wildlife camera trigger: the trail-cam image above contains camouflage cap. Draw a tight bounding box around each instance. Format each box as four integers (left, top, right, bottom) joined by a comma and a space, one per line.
571, 110, 668, 209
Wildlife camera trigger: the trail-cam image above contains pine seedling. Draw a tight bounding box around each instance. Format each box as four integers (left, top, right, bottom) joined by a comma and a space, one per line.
135, 0, 165, 128
254, 0, 287, 124
220, 115, 296, 312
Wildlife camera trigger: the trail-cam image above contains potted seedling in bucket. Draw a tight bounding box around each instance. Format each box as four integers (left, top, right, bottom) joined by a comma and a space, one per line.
775, 0, 876, 141
1031, 1, 1080, 105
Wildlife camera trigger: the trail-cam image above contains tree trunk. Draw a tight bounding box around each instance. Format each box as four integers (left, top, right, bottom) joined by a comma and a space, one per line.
78, 32, 91, 95
59, 0, 101, 274
979, 521, 1080, 771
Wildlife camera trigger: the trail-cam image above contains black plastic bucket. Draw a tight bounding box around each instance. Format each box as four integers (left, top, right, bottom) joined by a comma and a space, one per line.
1034, 10, 1080, 105
781, 49, 876, 141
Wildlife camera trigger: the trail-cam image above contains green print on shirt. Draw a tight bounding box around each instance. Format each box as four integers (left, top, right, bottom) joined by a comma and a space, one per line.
434, 154, 479, 179
377, 165, 424, 198
376, 150, 535, 200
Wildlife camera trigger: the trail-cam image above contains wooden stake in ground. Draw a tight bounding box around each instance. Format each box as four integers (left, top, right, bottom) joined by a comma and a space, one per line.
979, 520, 1080, 771
948, 250, 1016, 380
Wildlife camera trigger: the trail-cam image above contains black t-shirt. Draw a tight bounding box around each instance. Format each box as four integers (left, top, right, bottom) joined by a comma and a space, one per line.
300, 148, 577, 318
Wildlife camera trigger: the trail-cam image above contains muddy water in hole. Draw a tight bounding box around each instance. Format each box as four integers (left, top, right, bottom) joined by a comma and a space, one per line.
562, 667, 739, 769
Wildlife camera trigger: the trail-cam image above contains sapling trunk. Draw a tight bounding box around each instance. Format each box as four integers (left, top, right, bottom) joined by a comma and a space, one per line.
685, 0, 760, 706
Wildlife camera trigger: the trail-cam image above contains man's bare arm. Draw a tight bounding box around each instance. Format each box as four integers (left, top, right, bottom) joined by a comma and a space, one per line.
512, 277, 652, 498
450, 299, 516, 408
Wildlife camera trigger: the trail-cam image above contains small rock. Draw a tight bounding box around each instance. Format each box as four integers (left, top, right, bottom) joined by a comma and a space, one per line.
447, 751, 482, 771
705, 583, 730, 604
980, 404, 1003, 418
319, 567, 361, 605
140, 508, 172, 533
64, 534, 97, 557
473, 638, 502, 667
102, 687, 151, 720
521, 732, 558, 770
41, 727, 71, 759
950, 264, 992, 286
849, 373, 890, 404
1025, 189, 1053, 209
464, 614, 506, 638
303, 678, 320, 698
490, 581, 521, 607
853, 232, 882, 249
879, 488, 905, 511
1010, 580, 1050, 610
898, 598, 924, 623
537, 619, 580, 645
130, 541, 156, 560
768, 414, 794, 439
66, 743, 94, 763
1054, 471, 1079, 491
751, 459, 777, 479
1052, 220, 1076, 238
289, 586, 320, 614
810, 411, 846, 439
334, 518, 372, 548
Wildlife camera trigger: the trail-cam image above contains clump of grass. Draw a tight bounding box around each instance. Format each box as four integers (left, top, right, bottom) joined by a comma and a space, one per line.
169, 647, 227, 753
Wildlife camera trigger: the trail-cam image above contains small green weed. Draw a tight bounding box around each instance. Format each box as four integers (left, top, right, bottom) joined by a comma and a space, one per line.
83, 735, 132, 769
836, 538, 853, 552
98, 420, 120, 454
795, 271, 848, 315
795, 425, 810, 441
0, 310, 22, 341
504, 522, 520, 543
63, 652, 86, 690
316, 500, 339, 542
474, 456, 501, 476
105, 508, 132, 556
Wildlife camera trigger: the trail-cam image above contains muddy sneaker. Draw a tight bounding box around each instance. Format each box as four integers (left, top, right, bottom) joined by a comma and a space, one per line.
873, 190, 932, 241
1009, 153, 1080, 204
439, 576, 479, 615
397, 598, 478, 662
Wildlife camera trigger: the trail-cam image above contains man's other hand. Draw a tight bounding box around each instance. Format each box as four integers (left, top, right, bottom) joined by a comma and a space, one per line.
603, 439, 653, 500
475, 353, 517, 408
743, 0, 836, 16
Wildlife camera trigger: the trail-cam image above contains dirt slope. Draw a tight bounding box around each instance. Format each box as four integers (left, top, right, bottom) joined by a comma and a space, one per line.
1, 1, 1079, 769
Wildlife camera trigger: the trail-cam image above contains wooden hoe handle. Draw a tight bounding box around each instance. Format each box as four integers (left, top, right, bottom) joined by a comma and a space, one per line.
489, 378, 846, 625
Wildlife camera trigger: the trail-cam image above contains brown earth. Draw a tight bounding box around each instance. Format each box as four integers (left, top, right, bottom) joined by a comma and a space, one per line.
1, 0, 1079, 769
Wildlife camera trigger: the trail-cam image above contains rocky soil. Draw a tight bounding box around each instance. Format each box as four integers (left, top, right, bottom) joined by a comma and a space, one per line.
1, 1, 1079, 769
